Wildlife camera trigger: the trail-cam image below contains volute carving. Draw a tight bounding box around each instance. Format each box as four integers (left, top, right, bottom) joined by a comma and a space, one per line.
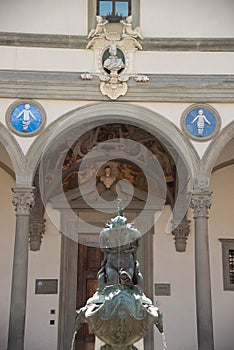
12, 187, 35, 215
190, 189, 212, 218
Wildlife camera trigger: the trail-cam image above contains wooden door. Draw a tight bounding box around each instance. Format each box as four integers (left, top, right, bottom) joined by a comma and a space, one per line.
76, 244, 104, 350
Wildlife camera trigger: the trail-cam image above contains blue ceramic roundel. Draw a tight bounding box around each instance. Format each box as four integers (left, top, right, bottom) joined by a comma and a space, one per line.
10, 103, 43, 134
184, 107, 217, 139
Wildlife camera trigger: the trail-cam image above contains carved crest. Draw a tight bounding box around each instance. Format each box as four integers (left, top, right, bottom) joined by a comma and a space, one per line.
81, 16, 149, 100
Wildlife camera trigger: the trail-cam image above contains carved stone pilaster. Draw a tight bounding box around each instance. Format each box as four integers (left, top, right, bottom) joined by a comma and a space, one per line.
190, 190, 212, 218
172, 218, 191, 252
29, 219, 46, 251
12, 187, 35, 215
8, 187, 35, 350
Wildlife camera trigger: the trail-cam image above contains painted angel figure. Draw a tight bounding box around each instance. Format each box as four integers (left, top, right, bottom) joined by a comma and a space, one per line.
191, 109, 211, 135
121, 15, 144, 40
87, 16, 108, 39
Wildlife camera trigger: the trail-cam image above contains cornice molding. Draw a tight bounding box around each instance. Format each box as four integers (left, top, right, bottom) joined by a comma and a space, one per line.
0, 70, 234, 102
1, 32, 234, 52
142, 37, 234, 52
0, 32, 87, 50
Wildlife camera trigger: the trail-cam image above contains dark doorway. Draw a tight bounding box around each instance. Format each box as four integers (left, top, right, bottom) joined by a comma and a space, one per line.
76, 244, 104, 350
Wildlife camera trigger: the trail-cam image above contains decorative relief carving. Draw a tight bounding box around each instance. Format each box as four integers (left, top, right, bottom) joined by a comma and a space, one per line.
172, 218, 190, 252
100, 78, 128, 100
82, 16, 148, 100
190, 190, 212, 218
12, 188, 35, 215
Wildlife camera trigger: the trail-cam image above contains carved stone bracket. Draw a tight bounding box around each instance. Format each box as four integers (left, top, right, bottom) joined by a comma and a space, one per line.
29, 219, 46, 251
172, 218, 191, 252
12, 187, 35, 215
190, 189, 212, 218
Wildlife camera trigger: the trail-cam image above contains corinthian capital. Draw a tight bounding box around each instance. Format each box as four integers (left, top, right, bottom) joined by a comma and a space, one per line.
190, 189, 212, 218
12, 187, 35, 215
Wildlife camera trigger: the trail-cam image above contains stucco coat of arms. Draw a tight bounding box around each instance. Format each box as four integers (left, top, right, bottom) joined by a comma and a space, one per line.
81, 16, 149, 100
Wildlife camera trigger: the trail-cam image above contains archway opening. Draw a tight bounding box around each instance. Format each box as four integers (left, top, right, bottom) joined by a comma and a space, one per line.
34, 115, 193, 350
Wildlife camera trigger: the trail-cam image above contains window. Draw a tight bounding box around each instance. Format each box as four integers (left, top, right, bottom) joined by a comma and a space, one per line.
219, 239, 234, 291
88, 0, 139, 31
97, 1, 131, 20
229, 249, 234, 284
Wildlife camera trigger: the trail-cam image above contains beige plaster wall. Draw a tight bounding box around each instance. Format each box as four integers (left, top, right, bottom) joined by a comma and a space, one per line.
1, 46, 234, 76
141, 0, 234, 38
24, 207, 61, 350
0, 169, 15, 350
0, 0, 87, 35
154, 205, 197, 350
0, 0, 234, 38
134, 51, 234, 75
209, 165, 234, 350
0, 143, 14, 170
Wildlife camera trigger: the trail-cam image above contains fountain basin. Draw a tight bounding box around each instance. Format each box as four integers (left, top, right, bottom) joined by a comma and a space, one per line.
76, 285, 163, 349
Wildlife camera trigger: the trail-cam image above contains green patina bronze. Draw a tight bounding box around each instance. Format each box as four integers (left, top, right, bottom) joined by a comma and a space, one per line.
75, 199, 163, 350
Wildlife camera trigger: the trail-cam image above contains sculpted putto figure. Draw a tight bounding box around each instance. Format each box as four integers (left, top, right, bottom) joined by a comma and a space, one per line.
98, 200, 143, 289
121, 15, 144, 40
87, 15, 108, 39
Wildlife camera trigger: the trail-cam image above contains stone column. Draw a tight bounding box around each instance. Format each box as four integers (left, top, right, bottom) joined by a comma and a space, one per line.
7, 187, 35, 350
190, 189, 214, 350
57, 210, 78, 350
136, 213, 155, 349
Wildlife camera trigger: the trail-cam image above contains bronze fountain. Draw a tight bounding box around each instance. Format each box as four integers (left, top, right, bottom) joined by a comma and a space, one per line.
75, 200, 163, 349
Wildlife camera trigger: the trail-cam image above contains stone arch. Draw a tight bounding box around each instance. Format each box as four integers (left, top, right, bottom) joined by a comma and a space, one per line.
25, 103, 201, 350
25, 102, 200, 185
202, 121, 234, 181
0, 122, 24, 182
